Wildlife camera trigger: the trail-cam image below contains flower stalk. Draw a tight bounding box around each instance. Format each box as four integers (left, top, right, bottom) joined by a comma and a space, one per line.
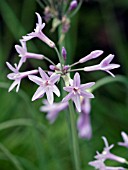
68, 100, 81, 170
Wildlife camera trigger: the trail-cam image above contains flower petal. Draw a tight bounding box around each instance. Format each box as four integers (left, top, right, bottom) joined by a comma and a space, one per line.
6, 62, 16, 72
100, 54, 114, 67
62, 92, 74, 103
73, 72, 80, 87
80, 91, 94, 98
80, 82, 95, 90
52, 85, 60, 97
63, 86, 73, 92
50, 74, 60, 84
32, 86, 45, 101
46, 87, 54, 104
72, 95, 81, 112
8, 80, 20, 92
38, 67, 49, 80
28, 75, 42, 85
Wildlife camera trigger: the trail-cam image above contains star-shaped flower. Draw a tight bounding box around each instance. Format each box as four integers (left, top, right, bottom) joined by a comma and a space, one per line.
40, 100, 68, 123
118, 131, 128, 148
22, 13, 55, 48
62, 72, 95, 112
15, 41, 44, 68
84, 54, 120, 77
6, 62, 38, 92
28, 67, 60, 104
95, 137, 126, 163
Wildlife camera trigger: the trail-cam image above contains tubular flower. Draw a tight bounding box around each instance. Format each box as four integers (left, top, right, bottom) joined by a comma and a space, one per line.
62, 72, 95, 112
22, 13, 55, 48
77, 98, 92, 139
84, 54, 120, 77
15, 40, 44, 68
40, 100, 68, 123
6, 62, 38, 92
79, 50, 103, 63
118, 131, 128, 148
28, 67, 60, 104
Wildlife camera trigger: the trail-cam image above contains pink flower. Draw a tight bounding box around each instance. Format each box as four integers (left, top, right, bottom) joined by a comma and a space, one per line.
40, 100, 68, 123
15, 41, 44, 68
6, 62, 38, 92
79, 50, 103, 63
84, 54, 120, 77
28, 67, 60, 104
95, 137, 126, 163
118, 132, 128, 148
62, 72, 95, 112
22, 13, 55, 48
89, 154, 126, 170
77, 98, 92, 139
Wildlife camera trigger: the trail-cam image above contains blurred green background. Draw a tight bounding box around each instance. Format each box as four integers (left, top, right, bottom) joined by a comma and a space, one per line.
0, 0, 128, 170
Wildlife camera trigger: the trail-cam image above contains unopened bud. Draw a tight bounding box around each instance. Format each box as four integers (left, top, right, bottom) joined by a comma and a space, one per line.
69, 0, 78, 11
62, 47, 67, 61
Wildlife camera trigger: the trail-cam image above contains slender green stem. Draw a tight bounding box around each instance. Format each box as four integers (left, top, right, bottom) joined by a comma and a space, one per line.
36, 0, 45, 9
70, 61, 80, 68
69, 0, 83, 18
54, 47, 63, 69
68, 68, 84, 72
43, 55, 56, 66
68, 101, 81, 170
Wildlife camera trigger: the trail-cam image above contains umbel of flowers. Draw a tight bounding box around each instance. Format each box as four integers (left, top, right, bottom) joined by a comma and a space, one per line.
6, 12, 120, 139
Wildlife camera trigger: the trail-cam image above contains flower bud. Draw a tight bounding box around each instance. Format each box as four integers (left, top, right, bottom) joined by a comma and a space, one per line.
62, 47, 67, 61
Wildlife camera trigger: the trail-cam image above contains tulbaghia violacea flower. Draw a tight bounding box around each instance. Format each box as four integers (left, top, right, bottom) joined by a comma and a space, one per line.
79, 50, 103, 63
69, 0, 78, 11
89, 152, 126, 170
84, 54, 120, 77
6, 62, 38, 92
95, 137, 126, 163
22, 13, 55, 48
77, 98, 92, 139
28, 67, 60, 104
40, 100, 68, 123
118, 132, 128, 148
15, 41, 44, 68
62, 72, 95, 112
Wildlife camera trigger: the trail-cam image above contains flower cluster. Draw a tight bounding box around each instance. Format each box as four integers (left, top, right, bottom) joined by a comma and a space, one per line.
89, 132, 128, 170
6, 13, 120, 138
43, 0, 78, 33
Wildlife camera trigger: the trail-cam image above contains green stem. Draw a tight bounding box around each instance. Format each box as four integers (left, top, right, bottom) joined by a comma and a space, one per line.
43, 55, 56, 66
69, 0, 83, 18
68, 101, 81, 170
54, 46, 63, 69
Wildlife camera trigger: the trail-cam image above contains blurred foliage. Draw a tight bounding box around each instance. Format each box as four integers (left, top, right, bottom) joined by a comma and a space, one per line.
0, 0, 128, 170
